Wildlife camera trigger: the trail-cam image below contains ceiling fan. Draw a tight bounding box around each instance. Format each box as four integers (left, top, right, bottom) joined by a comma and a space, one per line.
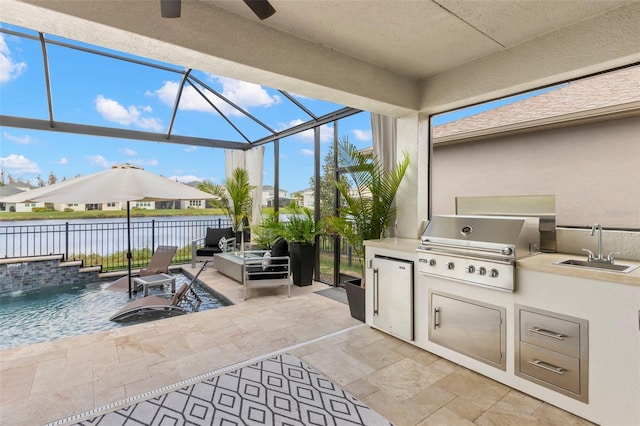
161, 0, 276, 20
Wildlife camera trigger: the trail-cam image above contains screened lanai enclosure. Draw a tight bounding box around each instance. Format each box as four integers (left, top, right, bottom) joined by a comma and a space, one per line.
0, 22, 373, 286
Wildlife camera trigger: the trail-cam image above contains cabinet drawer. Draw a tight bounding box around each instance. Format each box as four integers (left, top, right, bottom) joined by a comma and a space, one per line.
519, 342, 581, 396
520, 309, 581, 357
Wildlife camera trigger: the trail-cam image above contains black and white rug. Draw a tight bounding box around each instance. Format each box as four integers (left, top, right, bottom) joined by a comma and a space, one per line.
74, 353, 391, 425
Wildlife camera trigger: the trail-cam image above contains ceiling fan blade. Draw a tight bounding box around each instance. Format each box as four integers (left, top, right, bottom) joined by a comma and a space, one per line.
243, 0, 276, 20
161, 0, 181, 18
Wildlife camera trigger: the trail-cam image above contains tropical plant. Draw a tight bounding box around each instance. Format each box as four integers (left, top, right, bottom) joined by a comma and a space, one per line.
325, 136, 410, 282
251, 211, 283, 249
198, 167, 255, 232
281, 203, 322, 245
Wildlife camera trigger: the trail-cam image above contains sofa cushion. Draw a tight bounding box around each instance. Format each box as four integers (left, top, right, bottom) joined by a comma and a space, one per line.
270, 238, 288, 266
196, 246, 222, 257
205, 227, 233, 247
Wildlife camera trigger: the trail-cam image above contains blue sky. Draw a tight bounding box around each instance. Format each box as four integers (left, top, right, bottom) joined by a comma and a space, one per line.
0, 23, 372, 193
0, 22, 554, 194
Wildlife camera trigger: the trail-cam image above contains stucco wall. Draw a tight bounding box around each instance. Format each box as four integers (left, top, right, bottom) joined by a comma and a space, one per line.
431, 116, 639, 229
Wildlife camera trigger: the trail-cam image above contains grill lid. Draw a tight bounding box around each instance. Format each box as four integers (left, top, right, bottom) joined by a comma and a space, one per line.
420, 215, 540, 258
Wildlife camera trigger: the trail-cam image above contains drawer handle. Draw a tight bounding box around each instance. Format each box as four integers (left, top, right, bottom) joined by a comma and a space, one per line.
433, 307, 440, 329
529, 359, 565, 375
529, 327, 566, 340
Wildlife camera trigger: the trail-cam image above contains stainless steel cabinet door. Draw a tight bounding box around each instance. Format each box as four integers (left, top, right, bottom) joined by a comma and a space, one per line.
372, 256, 414, 341
429, 291, 506, 370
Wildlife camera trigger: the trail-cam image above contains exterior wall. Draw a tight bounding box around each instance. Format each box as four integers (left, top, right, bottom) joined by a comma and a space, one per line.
431, 116, 639, 229
179, 199, 205, 209
429, 116, 640, 259
0, 257, 101, 295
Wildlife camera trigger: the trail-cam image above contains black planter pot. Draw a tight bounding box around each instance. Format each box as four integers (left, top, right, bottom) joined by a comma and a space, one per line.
343, 277, 365, 322
289, 242, 314, 286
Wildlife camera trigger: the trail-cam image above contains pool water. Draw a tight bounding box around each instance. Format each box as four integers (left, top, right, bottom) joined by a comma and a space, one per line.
0, 273, 230, 351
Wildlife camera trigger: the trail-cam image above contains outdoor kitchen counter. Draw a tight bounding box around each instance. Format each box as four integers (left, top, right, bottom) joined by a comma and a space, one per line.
518, 252, 640, 286
365, 238, 640, 286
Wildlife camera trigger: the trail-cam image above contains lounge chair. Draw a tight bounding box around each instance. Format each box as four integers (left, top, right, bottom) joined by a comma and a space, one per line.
191, 227, 236, 267
109, 261, 209, 322
106, 245, 177, 292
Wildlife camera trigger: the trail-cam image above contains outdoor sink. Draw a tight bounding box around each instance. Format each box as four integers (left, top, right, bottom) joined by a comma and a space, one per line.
554, 259, 639, 274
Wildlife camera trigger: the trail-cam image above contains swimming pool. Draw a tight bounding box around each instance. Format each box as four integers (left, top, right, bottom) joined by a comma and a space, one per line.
0, 273, 230, 351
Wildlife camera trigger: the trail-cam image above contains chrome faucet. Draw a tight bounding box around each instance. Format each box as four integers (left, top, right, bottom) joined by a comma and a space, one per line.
582, 223, 616, 264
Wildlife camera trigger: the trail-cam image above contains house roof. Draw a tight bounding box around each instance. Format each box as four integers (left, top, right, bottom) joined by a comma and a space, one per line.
433, 66, 640, 144
0, 185, 25, 197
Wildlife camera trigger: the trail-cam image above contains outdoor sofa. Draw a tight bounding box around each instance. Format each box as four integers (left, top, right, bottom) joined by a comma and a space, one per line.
191, 227, 236, 267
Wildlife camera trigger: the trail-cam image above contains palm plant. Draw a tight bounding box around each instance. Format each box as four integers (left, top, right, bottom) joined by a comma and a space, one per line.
199, 167, 255, 232
326, 136, 410, 281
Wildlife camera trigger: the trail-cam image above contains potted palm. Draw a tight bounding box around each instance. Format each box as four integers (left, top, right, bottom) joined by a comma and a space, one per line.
326, 136, 410, 321
280, 203, 322, 286
199, 167, 255, 246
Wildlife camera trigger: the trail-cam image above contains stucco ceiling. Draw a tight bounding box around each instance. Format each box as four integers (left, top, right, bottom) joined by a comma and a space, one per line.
2, 0, 640, 115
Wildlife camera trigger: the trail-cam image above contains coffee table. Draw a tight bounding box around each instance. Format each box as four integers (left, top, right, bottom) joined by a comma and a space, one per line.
213, 251, 264, 283
134, 273, 176, 296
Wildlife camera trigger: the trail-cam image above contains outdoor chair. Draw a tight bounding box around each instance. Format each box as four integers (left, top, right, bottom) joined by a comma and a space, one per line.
106, 245, 177, 292
243, 238, 291, 300
191, 226, 236, 267
109, 261, 208, 322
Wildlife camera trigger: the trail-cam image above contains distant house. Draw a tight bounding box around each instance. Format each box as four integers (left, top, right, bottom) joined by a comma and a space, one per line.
430, 66, 639, 230
262, 185, 289, 208
0, 184, 47, 212
290, 188, 314, 209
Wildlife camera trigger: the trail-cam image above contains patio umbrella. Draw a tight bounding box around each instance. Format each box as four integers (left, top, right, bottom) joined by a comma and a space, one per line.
1, 164, 218, 297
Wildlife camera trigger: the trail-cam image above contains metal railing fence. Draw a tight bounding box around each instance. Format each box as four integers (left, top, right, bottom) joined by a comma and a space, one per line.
0, 218, 233, 271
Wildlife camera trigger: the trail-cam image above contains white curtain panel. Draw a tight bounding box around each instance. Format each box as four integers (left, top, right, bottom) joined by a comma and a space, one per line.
371, 113, 397, 172
371, 112, 398, 236
225, 148, 264, 227
225, 150, 245, 178
246, 146, 265, 227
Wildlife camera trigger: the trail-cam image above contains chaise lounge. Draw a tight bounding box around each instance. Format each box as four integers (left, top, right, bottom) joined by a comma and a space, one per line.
109, 261, 209, 322
106, 245, 177, 292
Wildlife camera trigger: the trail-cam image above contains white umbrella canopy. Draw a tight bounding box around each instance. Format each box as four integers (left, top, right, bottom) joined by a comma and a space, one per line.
1, 164, 216, 204
2, 164, 218, 296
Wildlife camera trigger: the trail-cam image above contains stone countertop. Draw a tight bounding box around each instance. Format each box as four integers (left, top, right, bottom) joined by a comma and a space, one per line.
518, 252, 640, 286
365, 238, 640, 287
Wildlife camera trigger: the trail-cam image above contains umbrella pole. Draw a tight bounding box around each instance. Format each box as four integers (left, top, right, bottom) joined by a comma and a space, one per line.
127, 201, 132, 298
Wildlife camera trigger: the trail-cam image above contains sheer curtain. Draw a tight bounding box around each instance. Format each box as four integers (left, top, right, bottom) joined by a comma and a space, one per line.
371, 112, 398, 236
225, 147, 264, 227
371, 113, 397, 173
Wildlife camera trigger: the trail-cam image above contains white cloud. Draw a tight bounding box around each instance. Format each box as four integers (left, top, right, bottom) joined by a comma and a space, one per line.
281, 120, 334, 143
87, 155, 110, 168
94, 95, 163, 132
0, 154, 40, 174
0, 34, 27, 84
154, 77, 280, 117
129, 158, 158, 167
184, 146, 197, 153
169, 175, 204, 183
300, 149, 314, 156
3, 131, 33, 144
353, 129, 372, 141
121, 148, 137, 156
58, 157, 68, 165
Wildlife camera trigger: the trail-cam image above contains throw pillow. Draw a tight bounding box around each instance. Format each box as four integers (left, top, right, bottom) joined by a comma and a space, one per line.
218, 236, 227, 251
262, 251, 272, 270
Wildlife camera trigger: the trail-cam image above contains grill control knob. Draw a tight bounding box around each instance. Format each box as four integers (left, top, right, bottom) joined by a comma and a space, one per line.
489, 268, 499, 278
445, 261, 455, 270
465, 265, 475, 273
429, 259, 436, 266
501, 247, 513, 256
477, 266, 487, 275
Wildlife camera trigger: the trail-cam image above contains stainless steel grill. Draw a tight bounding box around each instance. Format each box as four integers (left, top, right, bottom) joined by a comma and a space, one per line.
417, 215, 540, 291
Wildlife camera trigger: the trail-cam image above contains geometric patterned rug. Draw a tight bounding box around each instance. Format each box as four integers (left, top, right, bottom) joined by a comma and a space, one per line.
73, 353, 392, 426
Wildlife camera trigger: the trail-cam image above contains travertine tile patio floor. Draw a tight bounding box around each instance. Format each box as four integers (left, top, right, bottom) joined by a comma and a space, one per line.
0, 264, 593, 426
